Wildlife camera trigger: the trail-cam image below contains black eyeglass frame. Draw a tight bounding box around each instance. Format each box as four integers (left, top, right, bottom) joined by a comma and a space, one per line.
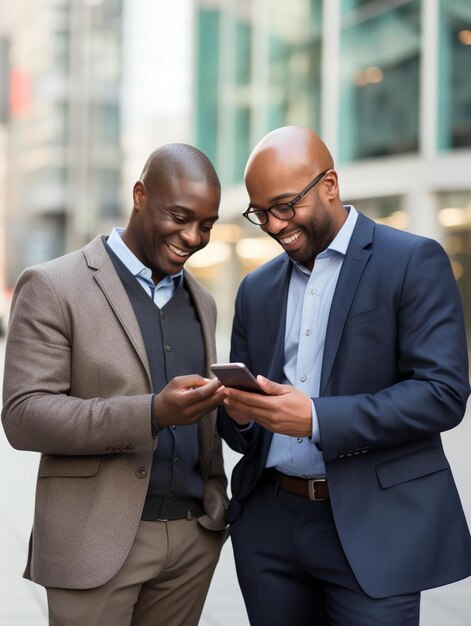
242, 169, 330, 226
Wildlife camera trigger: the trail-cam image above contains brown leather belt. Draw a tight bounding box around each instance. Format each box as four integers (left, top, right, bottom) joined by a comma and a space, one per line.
265, 469, 329, 501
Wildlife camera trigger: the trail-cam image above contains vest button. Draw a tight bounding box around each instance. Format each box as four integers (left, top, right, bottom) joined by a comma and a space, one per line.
136, 467, 148, 479
174, 457, 180, 465
165, 345, 171, 352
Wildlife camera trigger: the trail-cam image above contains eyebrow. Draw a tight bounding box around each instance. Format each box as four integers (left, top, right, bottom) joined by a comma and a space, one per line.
170, 205, 219, 223
249, 192, 297, 208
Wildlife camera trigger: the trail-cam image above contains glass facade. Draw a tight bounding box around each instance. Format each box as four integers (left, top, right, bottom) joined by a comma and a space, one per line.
339, 0, 421, 162
195, 9, 220, 173
268, 0, 322, 133
193, 0, 471, 360
195, 0, 322, 186
347, 195, 409, 230
438, 0, 471, 149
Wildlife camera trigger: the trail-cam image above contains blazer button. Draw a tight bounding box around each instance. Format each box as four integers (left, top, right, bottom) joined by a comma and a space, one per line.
137, 467, 148, 479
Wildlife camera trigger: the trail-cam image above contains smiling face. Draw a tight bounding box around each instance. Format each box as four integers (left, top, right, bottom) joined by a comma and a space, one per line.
246, 167, 339, 270
244, 127, 347, 271
122, 176, 220, 284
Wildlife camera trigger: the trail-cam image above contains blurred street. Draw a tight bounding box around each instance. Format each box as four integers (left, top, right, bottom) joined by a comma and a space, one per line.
0, 337, 470, 625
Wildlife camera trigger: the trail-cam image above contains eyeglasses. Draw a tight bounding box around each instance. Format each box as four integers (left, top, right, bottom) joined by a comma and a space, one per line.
242, 170, 329, 226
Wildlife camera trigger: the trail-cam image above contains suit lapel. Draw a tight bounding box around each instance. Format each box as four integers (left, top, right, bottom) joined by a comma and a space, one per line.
267, 255, 292, 381
258, 255, 292, 463
82, 237, 152, 386
320, 213, 374, 395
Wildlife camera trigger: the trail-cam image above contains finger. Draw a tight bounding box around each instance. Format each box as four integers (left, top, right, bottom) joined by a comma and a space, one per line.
184, 390, 227, 420
256, 375, 290, 395
181, 377, 222, 396
172, 374, 211, 390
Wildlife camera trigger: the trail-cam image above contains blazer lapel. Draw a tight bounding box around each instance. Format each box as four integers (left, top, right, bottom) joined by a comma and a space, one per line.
267, 254, 292, 381
320, 213, 374, 395
82, 237, 152, 386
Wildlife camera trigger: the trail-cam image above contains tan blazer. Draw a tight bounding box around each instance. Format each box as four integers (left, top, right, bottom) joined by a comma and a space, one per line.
1, 236, 228, 590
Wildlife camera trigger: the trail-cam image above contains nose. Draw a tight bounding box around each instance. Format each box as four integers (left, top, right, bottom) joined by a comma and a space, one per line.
180, 223, 202, 248
264, 213, 288, 235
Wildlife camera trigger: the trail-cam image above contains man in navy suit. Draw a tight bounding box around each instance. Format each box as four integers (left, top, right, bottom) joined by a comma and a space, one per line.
218, 126, 471, 625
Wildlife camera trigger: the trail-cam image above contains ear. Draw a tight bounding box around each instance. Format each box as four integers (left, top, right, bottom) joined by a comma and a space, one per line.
322, 169, 339, 200
133, 180, 146, 210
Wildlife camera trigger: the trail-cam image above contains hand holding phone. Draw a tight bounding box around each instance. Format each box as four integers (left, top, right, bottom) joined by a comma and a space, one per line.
210, 362, 265, 394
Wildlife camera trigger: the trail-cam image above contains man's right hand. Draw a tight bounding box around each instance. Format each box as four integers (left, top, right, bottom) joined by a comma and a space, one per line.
154, 375, 225, 428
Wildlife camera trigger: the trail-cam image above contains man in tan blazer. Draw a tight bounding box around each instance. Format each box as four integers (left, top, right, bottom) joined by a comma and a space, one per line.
2, 144, 228, 626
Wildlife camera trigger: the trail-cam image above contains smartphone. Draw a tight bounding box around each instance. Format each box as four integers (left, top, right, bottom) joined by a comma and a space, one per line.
210, 362, 265, 394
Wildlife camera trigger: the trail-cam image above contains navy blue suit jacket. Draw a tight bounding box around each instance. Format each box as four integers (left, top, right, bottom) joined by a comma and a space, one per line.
219, 212, 471, 598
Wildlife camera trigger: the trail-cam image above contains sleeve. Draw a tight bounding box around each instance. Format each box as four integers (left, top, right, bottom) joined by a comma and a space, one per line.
1, 266, 155, 456
315, 238, 470, 462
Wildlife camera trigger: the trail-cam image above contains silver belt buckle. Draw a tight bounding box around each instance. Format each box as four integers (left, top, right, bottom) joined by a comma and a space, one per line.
307, 478, 327, 501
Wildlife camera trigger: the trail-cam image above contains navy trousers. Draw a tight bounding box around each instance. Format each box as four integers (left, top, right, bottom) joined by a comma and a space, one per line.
230, 477, 420, 626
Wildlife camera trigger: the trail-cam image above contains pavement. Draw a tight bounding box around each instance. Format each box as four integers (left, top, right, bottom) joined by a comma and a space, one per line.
0, 337, 470, 625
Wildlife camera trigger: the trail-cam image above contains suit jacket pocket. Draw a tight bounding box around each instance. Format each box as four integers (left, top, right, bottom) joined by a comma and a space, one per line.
376, 446, 450, 489
345, 303, 388, 329
38, 455, 101, 478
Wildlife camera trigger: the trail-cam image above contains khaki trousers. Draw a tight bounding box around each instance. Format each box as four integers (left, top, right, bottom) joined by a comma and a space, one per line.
47, 519, 226, 626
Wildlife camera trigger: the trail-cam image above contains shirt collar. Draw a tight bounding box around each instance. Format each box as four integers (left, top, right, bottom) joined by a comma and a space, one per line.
324, 205, 358, 256
107, 227, 184, 288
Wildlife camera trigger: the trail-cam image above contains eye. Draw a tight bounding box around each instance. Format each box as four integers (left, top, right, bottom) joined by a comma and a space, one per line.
169, 212, 187, 224
271, 204, 292, 214
200, 224, 214, 233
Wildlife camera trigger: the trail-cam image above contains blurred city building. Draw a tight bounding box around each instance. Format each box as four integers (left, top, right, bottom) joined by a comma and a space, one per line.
192, 0, 471, 356
0, 0, 470, 355
0, 0, 193, 288
0, 0, 124, 286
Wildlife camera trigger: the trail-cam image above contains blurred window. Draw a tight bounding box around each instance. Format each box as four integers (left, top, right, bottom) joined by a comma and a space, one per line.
268, 0, 323, 133
347, 195, 409, 230
438, 191, 471, 341
339, 0, 421, 162
195, 9, 220, 173
232, 6, 252, 183
90, 102, 120, 144
438, 0, 471, 149
97, 169, 121, 218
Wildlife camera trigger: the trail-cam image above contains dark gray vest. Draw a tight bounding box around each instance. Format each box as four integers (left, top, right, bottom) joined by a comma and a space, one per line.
107, 244, 206, 520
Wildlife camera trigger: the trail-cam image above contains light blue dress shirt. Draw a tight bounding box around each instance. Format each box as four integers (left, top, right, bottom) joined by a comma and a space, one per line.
107, 227, 183, 307
265, 206, 358, 478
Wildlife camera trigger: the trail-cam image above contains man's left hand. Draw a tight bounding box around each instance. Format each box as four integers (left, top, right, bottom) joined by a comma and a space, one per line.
223, 376, 312, 437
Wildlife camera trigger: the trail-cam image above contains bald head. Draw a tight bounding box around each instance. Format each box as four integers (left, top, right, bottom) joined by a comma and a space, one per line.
141, 143, 220, 193
243, 126, 346, 269
245, 126, 333, 182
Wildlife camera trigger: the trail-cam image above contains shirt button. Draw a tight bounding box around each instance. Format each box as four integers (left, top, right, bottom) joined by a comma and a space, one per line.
297, 438, 303, 443
165, 345, 171, 352
174, 457, 180, 465
171, 425, 176, 430
305, 329, 311, 336
309, 288, 316, 295
300, 375, 307, 382
136, 467, 148, 479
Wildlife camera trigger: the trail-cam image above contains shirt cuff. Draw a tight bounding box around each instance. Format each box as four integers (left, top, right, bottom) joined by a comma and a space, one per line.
311, 399, 322, 449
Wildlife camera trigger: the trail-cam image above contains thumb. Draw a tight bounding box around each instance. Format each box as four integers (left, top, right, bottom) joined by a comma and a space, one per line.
256, 375, 287, 396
